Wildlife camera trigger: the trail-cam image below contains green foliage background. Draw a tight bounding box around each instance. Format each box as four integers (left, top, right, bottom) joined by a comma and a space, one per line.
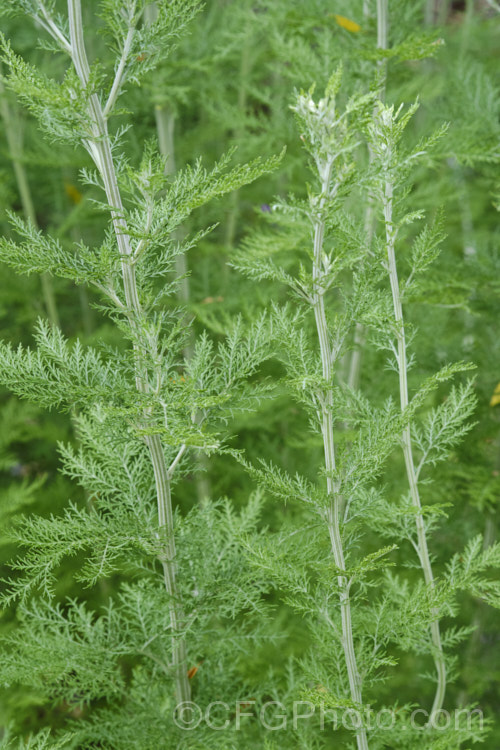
0, 0, 498, 748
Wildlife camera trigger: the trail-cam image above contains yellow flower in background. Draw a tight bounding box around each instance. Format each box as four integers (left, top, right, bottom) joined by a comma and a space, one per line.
490, 383, 500, 407
64, 182, 83, 204
333, 14, 361, 33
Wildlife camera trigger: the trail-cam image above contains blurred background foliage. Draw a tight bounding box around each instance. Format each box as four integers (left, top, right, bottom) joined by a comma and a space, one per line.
0, 0, 498, 745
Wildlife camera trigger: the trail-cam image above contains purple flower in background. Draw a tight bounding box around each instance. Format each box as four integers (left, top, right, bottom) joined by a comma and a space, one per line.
261, 204, 272, 213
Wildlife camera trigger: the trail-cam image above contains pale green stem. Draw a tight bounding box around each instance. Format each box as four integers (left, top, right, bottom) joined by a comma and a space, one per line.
425, 0, 447, 26
152, 83, 210, 506
57, 169, 95, 334
346, 0, 388, 393
154, 99, 176, 165
103, 24, 135, 119
144, 3, 209, 505
425, 0, 436, 26
144, 4, 190, 310
448, 158, 476, 351
224, 13, 251, 250
383, 179, 446, 721
376, 0, 388, 53
347, 324, 365, 392
151, 100, 210, 502
426, 0, 451, 26
162, 109, 190, 308
0, 68, 60, 328
77, 273, 93, 336
35, 1, 72, 53
313, 157, 369, 750
67, 0, 191, 705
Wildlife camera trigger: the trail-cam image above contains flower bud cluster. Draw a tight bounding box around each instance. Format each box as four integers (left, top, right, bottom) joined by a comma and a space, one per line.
291, 90, 342, 161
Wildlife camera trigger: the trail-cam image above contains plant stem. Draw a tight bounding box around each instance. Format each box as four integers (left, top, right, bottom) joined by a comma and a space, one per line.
426, 0, 450, 26
143, 8, 189, 309
224, 10, 251, 251
144, 3, 210, 504
383, 178, 446, 721
425, 0, 436, 26
346, 0, 388, 393
150, 97, 210, 503
67, 0, 191, 704
157, 104, 191, 308
376, 0, 388, 57
0, 68, 60, 328
145, 3, 190, 310
313, 157, 369, 750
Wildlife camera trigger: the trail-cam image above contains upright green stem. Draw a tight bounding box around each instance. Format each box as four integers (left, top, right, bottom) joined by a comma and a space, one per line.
383, 178, 446, 721
145, 4, 189, 308
313, 157, 369, 750
67, 0, 191, 705
160, 108, 190, 308
376, 0, 388, 58
0, 69, 60, 327
346, 0, 388, 393
224, 11, 251, 250
151, 96, 210, 503
144, 3, 209, 504
425, 0, 436, 26
425, 0, 449, 27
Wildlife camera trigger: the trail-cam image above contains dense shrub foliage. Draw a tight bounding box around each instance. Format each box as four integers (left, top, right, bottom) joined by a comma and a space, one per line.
0, 1, 498, 748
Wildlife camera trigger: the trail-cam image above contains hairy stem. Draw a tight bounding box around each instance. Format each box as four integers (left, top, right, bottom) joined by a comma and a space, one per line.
313, 157, 369, 750
383, 178, 446, 720
0, 68, 60, 327
67, 0, 191, 704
